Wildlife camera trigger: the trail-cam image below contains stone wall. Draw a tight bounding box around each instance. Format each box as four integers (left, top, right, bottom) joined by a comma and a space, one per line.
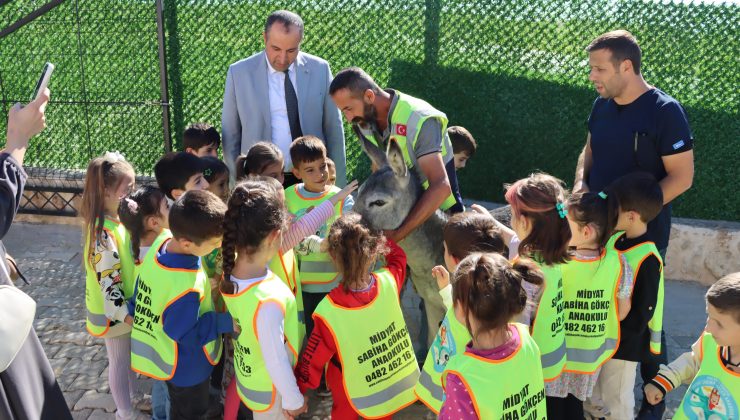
666, 218, 740, 285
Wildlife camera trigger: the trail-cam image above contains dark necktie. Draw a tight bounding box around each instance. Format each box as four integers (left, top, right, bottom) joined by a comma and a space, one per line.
284, 70, 303, 140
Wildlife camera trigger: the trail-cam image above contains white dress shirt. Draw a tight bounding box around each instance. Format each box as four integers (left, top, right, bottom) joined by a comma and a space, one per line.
266, 56, 298, 170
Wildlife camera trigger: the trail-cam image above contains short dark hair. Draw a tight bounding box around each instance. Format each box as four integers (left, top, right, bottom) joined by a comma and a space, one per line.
608, 172, 663, 224
443, 213, 505, 260
329, 67, 381, 98
706, 272, 740, 324
154, 152, 207, 200
169, 190, 226, 244
264, 10, 304, 37
183, 123, 220, 151
586, 30, 642, 75
448, 126, 477, 156
290, 136, 326, 168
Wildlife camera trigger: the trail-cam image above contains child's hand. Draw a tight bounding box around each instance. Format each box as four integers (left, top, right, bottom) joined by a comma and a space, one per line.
124, 315, 134, 326
432, 265, 450, 290
232, 318, 241, 336
644, 383, 664, 405
295, 235, 322, 256
329, 179, 359, 206
283, 395, 308, 419
470, 204, 494, 219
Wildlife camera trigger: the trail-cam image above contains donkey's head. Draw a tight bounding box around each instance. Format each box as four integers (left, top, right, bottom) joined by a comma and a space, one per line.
355, 138, 423, 231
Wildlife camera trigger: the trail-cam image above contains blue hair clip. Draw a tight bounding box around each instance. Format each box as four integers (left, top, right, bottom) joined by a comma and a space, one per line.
555, 202, 568, 219
598, 191, 608, 199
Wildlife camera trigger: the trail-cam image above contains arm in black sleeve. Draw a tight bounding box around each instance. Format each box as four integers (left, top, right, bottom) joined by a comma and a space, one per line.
621, 255, 662, 336
0, 153, 27, 240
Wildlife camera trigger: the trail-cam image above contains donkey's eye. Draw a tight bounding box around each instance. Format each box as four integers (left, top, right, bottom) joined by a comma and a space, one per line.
369, 199, 386, 207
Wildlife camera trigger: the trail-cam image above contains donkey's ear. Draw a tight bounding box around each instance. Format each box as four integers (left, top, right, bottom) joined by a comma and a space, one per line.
360, 135, 388, 169
387, 137, 407, 177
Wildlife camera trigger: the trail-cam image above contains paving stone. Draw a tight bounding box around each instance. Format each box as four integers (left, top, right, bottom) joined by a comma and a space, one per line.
62, 357, 108, 378
63, 389, 85, 411
74, 390, 116, 412
87, 409, 116, 420
57, 373, 78, 392
49, 357, 70, 377
56, 344, 102, 361
47, 331, 96, 346
67, 374, 110, 393
71, 408, 92, 420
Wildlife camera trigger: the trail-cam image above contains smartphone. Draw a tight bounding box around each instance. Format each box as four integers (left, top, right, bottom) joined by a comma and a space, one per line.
32, 62, 54, 100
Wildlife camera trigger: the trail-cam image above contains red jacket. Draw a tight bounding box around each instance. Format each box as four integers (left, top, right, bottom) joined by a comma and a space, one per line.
295, 239, 407, 393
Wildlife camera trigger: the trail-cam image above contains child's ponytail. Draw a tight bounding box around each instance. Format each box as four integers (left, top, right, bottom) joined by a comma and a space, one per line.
566, 190, 618, 249
118, 185, 166, 260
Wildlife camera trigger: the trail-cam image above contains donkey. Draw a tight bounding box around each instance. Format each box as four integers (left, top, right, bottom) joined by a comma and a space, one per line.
354, 138, 512, 349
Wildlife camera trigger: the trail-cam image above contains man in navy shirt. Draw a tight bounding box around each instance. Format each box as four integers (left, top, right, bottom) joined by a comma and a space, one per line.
573, 30, 694, 420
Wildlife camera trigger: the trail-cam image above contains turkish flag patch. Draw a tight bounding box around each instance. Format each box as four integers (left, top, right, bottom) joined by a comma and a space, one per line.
396, 124, 407, 136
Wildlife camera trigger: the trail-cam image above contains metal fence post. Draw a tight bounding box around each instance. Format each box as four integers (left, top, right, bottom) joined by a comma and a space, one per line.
155, 0, 172, 152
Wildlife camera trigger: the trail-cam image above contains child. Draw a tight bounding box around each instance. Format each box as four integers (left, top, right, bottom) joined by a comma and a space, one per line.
201, 156, 230, 203
441, 253, 546, 419
504, 173, 571, 385
587, 172, 666, 420
325, 157, 336, 186
295, 213, 417, 419
235, 142, 285, 184
547, 191, 633, 419
154, 152, 209, 201
644, 272, 740, 419
448, 126, 477, 170
130, 190, 233, 419
80, 152, 139, 419
415, 212, 506, 414
118, 185, 171, 420
285, 136, 354, 341
183, 123, 220, 158
220, 176, 358, 419
219, 179, 308, 419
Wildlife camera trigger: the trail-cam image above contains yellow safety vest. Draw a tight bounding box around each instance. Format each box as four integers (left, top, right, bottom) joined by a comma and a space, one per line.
528, 259, 567, 381
442, 323, 547, 419
356, 90, 457, 211
674, 333, 739, 420
617, 233, 665, 355
84, 217, 136, 337
222, 272, 302, 412
284, 184, 343, 293
313, 269, 419, 418
415, 308, 471, 413
268, 249, 306, 344
130, 232, 222, 380
561, 233, 622, 374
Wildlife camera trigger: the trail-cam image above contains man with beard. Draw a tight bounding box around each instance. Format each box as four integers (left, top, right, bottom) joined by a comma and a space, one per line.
329, 67, 464, 244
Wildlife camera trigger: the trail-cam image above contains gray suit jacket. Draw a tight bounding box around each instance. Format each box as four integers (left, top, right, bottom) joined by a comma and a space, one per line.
221, 51, 346, 185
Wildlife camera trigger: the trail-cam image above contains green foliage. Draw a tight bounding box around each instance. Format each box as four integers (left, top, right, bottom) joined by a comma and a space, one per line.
0, 0, 737, 220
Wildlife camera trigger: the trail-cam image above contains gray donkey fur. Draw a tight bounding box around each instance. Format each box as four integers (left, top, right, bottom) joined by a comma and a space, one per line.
354, 138, 510, 346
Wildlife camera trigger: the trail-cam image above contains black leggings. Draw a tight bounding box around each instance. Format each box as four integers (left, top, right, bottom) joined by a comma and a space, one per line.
546, 394, 584, 420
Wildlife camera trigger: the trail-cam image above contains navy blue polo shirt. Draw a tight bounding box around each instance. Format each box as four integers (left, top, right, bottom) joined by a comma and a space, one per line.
588, 88, 693, 251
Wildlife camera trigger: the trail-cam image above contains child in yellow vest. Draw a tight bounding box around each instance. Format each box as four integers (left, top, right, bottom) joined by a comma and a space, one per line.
219, 178, 307, 419
644, 272, 740, 419
415, 212, 507, 413
80, 152, 139, 419
586, 172, 666, 419
441, 253, 547, 419
503, 173, 572, 388
118, 185, 171, 420
547, 191, 633, 419
294, 213, 415, 419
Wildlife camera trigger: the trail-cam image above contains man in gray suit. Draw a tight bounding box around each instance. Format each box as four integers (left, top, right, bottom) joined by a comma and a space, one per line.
221, 10, 346, 186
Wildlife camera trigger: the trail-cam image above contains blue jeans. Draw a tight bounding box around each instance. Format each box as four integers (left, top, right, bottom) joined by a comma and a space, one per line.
151, 380, 170, 420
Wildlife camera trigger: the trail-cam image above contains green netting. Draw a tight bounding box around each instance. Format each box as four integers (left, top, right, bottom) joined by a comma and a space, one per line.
1, 0, 738, 220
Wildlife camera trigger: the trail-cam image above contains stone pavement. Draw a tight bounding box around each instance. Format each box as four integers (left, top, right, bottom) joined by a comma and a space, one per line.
5, 221, 710, 419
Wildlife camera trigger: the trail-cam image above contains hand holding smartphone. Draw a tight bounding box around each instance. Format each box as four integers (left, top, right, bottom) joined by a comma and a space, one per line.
32, 62, 54, 101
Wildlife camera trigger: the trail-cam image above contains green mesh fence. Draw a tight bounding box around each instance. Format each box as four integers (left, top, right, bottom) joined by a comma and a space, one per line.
1, 0, 738, 220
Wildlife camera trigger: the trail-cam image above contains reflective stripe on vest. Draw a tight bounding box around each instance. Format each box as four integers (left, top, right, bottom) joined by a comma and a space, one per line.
84, 218, 136, 337
268, 250, 306, 345
528, 261, 566, 381
130, 232, 221, 380
618, 235, 665, 355
284, 184, 343, 292
442, 323, 546, 419
358, 91, 457, 211
222, 272, 302, 412
561, 233, 622, 373
675, 333, 739, 420
414, 307, 471, 413
313, 269, 419, 418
